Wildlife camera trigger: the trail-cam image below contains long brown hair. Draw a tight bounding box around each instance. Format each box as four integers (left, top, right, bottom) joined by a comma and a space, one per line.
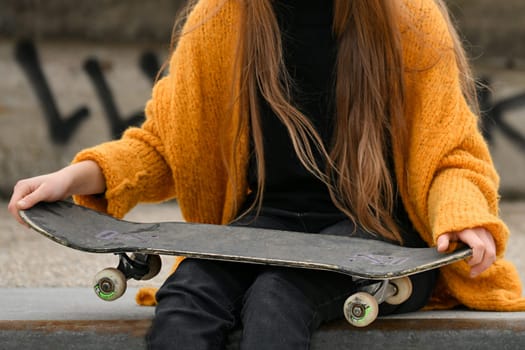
169, 0, 478, 242
237, 0, 406, 241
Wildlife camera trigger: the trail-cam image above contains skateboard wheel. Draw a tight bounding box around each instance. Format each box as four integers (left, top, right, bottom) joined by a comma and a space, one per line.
140, 254, 162, 281
343, 292, 378, 327
93, 267, 127, 301
385, 277, 413, 305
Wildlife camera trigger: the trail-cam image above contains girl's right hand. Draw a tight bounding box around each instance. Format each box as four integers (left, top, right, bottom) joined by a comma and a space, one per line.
7, 160, 106, 225
8, 171, 74, 225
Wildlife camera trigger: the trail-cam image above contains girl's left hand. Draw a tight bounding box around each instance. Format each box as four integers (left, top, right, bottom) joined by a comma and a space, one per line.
436, 227, 496, 278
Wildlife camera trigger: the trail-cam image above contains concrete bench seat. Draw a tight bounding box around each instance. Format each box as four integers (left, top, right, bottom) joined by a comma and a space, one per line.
2, 288, 525, 349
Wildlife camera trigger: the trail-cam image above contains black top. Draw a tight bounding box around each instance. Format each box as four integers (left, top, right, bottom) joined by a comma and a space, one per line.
247, 0, 339, 213
245, 0, 422, 246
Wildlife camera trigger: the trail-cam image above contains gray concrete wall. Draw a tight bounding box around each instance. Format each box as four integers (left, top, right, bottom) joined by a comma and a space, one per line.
448, 0, 525, 62
0, 0, 186, 43
0, 40, 165, 197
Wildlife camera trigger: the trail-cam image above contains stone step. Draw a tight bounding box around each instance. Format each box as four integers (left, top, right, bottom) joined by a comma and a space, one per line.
2, 288, 525, 349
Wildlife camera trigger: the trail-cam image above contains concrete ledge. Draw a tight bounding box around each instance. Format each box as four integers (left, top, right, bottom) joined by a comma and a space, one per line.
1, 288, 152, 350
2, 289, 525, 349
0, 320, 151, 350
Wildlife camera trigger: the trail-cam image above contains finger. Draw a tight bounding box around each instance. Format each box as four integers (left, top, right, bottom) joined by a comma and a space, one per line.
19, 177, 57, 208
457, 228, 493, 278
7, 200, 30, 226
7, 200, 28, 226
436, 234, 452, 253
470, 229, 496, 277
462, 230, 485, 267
9, 180, 31, 207
7, 181, 35, 225
478, 228, 496, 261
8, 178, 50, 226
17, 189, 43, 209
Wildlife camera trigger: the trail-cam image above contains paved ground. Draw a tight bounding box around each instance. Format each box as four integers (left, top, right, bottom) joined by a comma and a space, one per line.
2, 199, 525, 290
2, 287, 525, 350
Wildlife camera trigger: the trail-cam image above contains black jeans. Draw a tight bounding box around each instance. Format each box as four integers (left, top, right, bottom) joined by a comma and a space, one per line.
147, 208, 437, 350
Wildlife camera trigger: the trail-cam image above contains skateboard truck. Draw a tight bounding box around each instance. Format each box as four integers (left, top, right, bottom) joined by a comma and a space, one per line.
92, 253, 412, 328
93, 253, 162, 301
343, 277, 413, 327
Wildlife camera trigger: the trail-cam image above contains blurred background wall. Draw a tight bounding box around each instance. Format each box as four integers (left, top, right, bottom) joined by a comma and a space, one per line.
1, 0, 525, 199
0, 0, 185, 44
449, 0, 525, 64
1, 0, 523, 58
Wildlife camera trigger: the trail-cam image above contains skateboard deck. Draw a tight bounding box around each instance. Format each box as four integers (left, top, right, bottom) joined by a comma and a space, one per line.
20, 200, 471, 280
20, 200, 472, 327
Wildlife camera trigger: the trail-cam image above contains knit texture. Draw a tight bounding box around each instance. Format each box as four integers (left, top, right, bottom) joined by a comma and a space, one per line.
73, 0, 525, 311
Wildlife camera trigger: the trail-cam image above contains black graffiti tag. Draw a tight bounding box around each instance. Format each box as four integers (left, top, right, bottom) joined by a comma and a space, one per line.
17, 39, 525, 153
14, 39, 162, 143
82, 51, 161, 139
139, 51, 161, 85
83, 57, 145, 139
14, 39, 90, 144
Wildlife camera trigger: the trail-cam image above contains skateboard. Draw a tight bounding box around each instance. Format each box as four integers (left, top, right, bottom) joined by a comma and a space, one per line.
19, 200, 472, 327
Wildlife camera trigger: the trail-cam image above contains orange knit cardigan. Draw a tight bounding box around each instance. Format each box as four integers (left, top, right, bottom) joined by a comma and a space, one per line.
73, 0, 525, 310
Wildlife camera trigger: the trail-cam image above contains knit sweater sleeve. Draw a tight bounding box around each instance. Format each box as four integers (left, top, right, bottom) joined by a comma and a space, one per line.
400, 0, 508, 256
72, 0, 240, 219
70, 4, 200, 218
394, 0, 525, 312
71, 74, 177, 218
419, 49, 506, 253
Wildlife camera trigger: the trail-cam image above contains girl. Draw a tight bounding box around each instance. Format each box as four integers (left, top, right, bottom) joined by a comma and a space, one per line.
9, 0, 525, 349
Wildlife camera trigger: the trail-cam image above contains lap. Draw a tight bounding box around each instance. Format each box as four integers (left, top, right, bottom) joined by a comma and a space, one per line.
153, 208, 435, 340
158, 257, 354, 321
